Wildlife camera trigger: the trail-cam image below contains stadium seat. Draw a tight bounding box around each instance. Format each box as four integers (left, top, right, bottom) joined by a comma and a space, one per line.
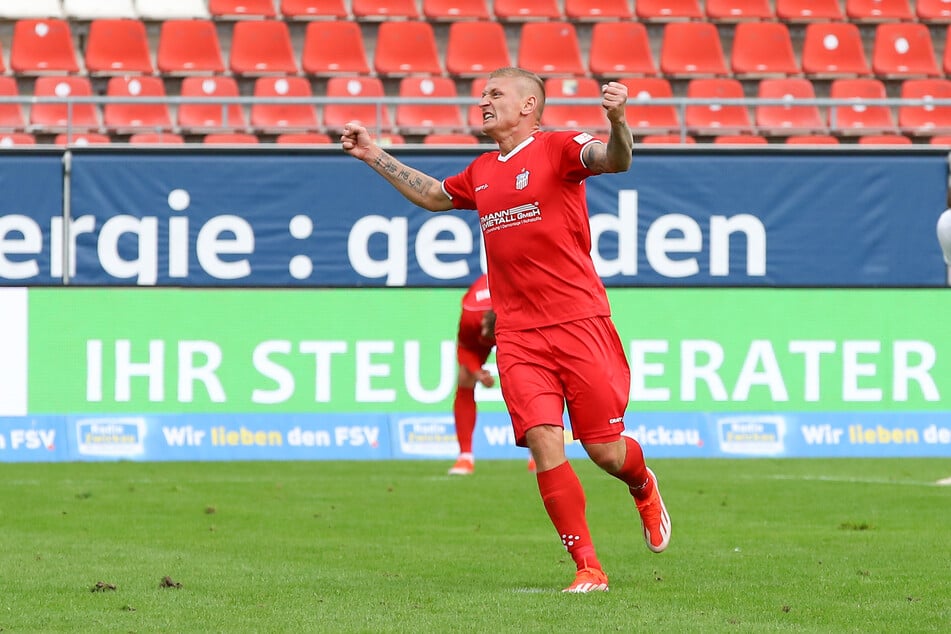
103, 76, 173, 133
0, 133, 36, 145
706, 0, 774, 21
517, 22, 586, 77
63, 0, 136, 19
302, 20, 371, 75
589, 22, 658, 77
660, 22, 729, 77
620, 77, 680, 135
157, 19, 226, 75
251, 76, 319, 133
445, 20, 511, 77
0, 44, 8, 75
468, 77, 488, 131
423, 0, 490, 20
30, 76, 101, 131
84, 19, 155, 76
0, 0, 63, 19
636, 0, 703, 21
324, 76, 393, 133
0, 78, 25, 131
898, 78, 951, 135
374, 21, 443, 76
775, 0, 844, 21
731, 22, 800, 78
178, 76, 247, 132
204, 133, 260, 144
917, 0, 951, 22
396, 76, 465, 134
423, 133, 480, 144
930, 135, 951, 145
209, 0, 277, 18
352, 0, 420, 19
801, 22, 871, 78
128, 132, 185, 144
872, 23, 941, 78
375, 133, 406, 146
276, 132, 333, 143
945, 26, 951, 75
846, 0, 913, 21
135, 0, 210, 19
685, 78, 753, 135
857, 134, 912, 144
230, 20, 299, 76
640, 134, 696, 144
281, 0, 350, 19
755, 78, 826, 136
541, 77, 609, 132
828, 78, 897, 135
493, 0, 562, 20
10, 19, 81, 74
55, 132, 112, 145
714, 134, 768, 144
565, 0, 633, 20
785, 134, 840, 145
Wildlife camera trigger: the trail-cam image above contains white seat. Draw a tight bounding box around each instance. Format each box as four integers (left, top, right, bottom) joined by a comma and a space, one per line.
135, 0, 210, 19
63, 0, 137, 19
0, 0, 64, 19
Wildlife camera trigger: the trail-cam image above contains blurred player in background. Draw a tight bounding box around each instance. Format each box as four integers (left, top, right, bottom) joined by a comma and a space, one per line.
342, 67, 669, 594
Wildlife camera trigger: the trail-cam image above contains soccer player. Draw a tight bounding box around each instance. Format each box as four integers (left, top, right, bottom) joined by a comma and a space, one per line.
341, 67, 670, 593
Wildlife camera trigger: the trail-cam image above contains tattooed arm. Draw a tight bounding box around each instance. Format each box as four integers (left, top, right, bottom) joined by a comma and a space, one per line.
341, 121, 454, 212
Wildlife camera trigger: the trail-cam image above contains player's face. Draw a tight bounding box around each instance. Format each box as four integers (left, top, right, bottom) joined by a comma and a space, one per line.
479, 76, 529, 135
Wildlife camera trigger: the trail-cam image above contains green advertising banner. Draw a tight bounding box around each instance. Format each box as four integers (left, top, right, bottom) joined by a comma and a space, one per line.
22, 288, 950, 415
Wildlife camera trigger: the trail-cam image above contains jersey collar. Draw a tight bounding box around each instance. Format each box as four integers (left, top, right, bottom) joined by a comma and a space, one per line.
497, 134, 536, 162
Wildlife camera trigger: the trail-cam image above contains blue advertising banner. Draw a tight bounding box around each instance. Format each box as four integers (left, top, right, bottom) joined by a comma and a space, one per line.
59, 149, 947, 287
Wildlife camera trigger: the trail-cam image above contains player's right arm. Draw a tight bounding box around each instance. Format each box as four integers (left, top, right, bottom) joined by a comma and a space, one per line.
341, 121, 454, 212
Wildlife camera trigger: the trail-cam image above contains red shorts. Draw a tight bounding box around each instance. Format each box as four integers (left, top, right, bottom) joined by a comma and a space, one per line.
495, 316, 630, 447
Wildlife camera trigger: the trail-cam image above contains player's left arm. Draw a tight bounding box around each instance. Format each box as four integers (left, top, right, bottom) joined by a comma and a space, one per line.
583, 81, 633, 175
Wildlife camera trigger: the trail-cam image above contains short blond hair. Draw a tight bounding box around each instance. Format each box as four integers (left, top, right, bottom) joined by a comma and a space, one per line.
488, 67, 546, 121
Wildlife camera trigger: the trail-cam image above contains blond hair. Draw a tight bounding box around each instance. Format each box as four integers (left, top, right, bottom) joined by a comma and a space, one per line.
488, 67, 546, 121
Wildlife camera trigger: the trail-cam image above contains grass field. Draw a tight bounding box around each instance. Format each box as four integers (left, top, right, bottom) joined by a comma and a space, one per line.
0, 457, 948, 633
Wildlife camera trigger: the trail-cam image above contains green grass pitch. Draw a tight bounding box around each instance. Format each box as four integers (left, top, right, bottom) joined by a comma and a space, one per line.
0, 458, 948, 633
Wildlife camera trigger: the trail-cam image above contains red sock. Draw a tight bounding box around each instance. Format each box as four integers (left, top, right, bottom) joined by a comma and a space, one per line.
453, 386, 476, 454
536, 461, 600, 571
610, 436, 653, 500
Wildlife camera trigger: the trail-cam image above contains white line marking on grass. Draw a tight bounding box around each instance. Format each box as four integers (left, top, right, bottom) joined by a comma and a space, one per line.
762, 475, 946, 487
936, 477, 951, 486
512, 587, 550, 593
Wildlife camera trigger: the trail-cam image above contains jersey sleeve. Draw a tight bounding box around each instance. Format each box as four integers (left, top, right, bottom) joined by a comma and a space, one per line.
442, 162, 477, 210
550, 130, 600, 182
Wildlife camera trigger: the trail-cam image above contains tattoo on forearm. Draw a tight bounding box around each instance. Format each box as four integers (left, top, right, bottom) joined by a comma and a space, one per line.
374, 154, 431, 195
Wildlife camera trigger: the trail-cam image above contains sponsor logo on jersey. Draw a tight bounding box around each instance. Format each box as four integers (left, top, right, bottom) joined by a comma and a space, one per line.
475, 183, 488, 192
480, 202, 542, 234
573, 132, 594, 144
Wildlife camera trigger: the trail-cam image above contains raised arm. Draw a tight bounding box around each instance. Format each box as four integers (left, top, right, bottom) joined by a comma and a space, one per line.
341, 121, 454, 212
583, 81, 633, 175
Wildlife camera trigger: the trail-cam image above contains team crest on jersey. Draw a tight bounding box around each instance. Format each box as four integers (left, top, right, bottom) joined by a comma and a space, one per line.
515, 168, 530, 190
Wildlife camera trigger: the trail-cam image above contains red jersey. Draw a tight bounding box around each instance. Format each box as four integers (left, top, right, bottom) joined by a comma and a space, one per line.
443, 130, 611, 333
460, 273, 492, 313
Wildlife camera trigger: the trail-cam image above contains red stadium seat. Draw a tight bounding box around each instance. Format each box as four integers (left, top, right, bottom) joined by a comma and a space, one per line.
10, 19, 80, 74
872, 23, 941, 79
302, 20, 371, 75
660, 22, 729, 77
468, 77, 488, 131
31, 76, 101, 131
542, 77, 608, 132
84, 19, 154, 76
828, 78, 898, 135
157, 19, 226, 75
493, 0, 562, 20
846, 0, 913, 22
324, 76, 393, 133
640, 134, 696, 144
917, 0, 951, 22
565, 0, 633, 20
620, 78, 680, 135
281, 0, 349, 19
209, 0, 277, 18
251, 76, 319, 133
731, 22, 800, 78
128, 132, 185, 144
178, 76, 247, 132
55, 132, 111, 145
785, 135, 840, 145
685, 78, 753, 135
636, 0, 703, 21
517, 22, 586, 77
374, 21, 443, 76
375, 132, 406, 146
396, 76, 465, 134
0, 133, 36, 145
930, 135, 951, 145
589, 22, 658, 77
276, 132, 333, 144
230, 20, 299, 76
755, 78, 826, 136
352, 0, 420, 19
857, 134, 912, 144
714, 134, 768, 144
204, 133, 260, 144
706, 0, 774, 21
898, 78, 951, 135
423, 133, 480, 144
423, 0, 490, 20
775, 0, 844, 21
0, 77, 25, 131
445, 20, 511, 77
103, 76, 173, 132
801, 22, 871, 78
